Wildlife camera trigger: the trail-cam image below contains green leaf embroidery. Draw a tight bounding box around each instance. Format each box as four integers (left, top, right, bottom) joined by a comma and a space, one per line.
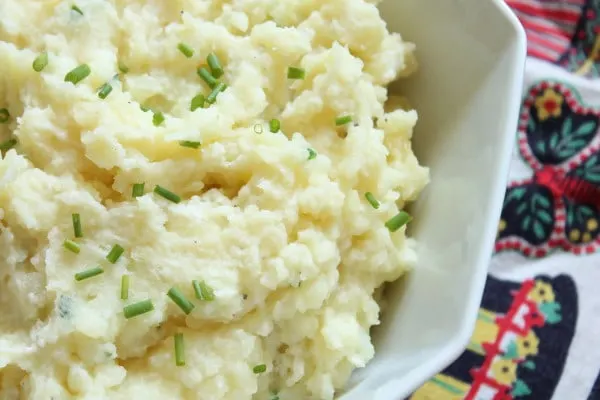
539, 301, 562, 324
584, 172, 600, 182
567, 210, 574, 227
535, 194, 551, 208
536, 210, 553, 223
504, 187, 527, 206
536, 140, 546, 154
561, 117, 573, 136
588, 155, 599, 165
522, 360, 536, 370
516, 203, 528, 215
512, 379, 532, 397
579, 156, 600, 183
580, 206, 595, 218
527, 118, 535, 132
550, 132, 559, 150
523, 216, 532, 231
504, 341, 519, 359
574, 120, 597, 136
533, 220, 545, 239
567, 139, 588, 149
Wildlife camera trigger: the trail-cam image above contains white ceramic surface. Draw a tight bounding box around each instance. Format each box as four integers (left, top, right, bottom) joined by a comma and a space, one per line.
340, 1, 526, 399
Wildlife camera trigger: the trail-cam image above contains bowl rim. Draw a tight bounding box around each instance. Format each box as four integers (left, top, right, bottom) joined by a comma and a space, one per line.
394, 0, 528, 397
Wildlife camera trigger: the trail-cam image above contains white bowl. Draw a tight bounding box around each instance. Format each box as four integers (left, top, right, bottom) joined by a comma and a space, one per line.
340, 1, 526, 399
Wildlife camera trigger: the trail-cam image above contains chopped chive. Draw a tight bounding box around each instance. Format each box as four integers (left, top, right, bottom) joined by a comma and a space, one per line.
190, 94, 205, 111
154, 185, 181, 203
365, 192, 380, 209
253, 364, 267, 374
167, 287, 195, 315
152, 111, 165, 126
177, 43, 194, 58
206, 82, 226, 104
106, 244, 125, 264
71, 5, 84, 15
132, 183, 145, 198
97, 82, 113, 99
287, 66, 305, 80
269, 119, 280, 133
0, 138, 17, 152
63, 239, 81, 254
118, 61, 129, 74
74, 266, 104, 281
140, 105, 150, 112
385, 211, 412, 232
197, 67, 218, 88
335, 115, 353, 126
33, 52, 49, 72
0, 109, 10, 123
72, 213, 83, 238
123, 299, 154, 319
64, 64, 91, 85
307, 148, 317, 160
174, 333, 185, 366
121, 275, 129, 300
179, 141, 201, 149
220, 83, 228, 92
192, 280, 215, 301
206, 53, 224, 78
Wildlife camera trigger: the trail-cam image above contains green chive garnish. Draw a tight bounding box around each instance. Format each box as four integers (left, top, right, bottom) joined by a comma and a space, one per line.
177, 43, 194, 58
123, 299, 154, 319
307, 148, 317, 160
63, 239, 80, 254
121, 275, 129, 300
206, 82, 226, 104
197, 67, 218, 88
64, 64, 91, 85
0, 138, 17, 151
33, 52, 49, 72
167, 287, 195, 315
154, 185, 181, 203
118, 61, 129, 74
71, 5, 84, 15
174, 333, 185, 366
192, 280, 215, 301
179, 141, 201, 149
253, 364, 267, 374
206, 53, 224, 78
335, 115, 352, 126
287, 67, 305, 80
132, 183, 145, 198
190, 94, 205, 111
385, 211, 412, 232
140, 105, 150, 112
106, 244, 124, 264
97, 82, 113, 99
269, 119, 280, 133
74, 266, 104, 281
0, 109, 10, 123
72, 213, 83, 238
152, 111, 165, 126
365, 192, 380, 209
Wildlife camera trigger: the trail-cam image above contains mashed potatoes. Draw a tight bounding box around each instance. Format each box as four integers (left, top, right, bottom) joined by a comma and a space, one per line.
0, 0, 428, 399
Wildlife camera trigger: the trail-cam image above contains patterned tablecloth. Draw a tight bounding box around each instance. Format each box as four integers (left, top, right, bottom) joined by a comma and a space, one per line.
410, 1, 600, 399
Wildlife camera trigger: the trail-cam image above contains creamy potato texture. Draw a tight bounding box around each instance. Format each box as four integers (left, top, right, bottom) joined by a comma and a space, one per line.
0, 0, 428, 399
